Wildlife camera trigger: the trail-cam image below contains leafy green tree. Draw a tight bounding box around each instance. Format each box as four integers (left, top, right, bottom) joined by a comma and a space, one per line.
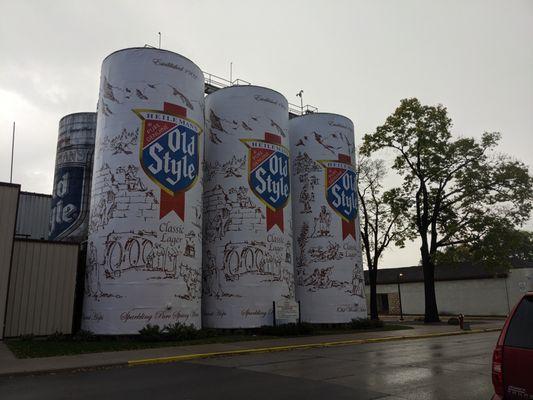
436, 223, 533, 269
357, 156, 411, 320
360, 98, 533, 322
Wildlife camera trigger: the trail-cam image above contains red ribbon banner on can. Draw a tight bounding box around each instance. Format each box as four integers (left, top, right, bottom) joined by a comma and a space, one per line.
338, 153, 356, 240
159, 102, 187, 220
264, 132, 284, 232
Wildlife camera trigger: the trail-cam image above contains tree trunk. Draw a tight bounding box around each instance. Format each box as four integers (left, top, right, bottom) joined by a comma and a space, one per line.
369, 268, 379, 320
422, 258, 440, 322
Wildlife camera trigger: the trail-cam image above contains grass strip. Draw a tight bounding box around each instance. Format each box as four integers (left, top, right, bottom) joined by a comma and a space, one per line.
6, 324, 412, 359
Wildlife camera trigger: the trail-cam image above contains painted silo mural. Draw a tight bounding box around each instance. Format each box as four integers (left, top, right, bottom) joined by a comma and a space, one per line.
82, 48, 204, 334
202, 85, 295, 328
49, 112, 96, 242
289, 113, 367, 323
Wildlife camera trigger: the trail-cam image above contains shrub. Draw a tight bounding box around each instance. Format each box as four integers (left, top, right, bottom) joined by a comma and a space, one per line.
139, 324, 164, 341
72, 330, 96, 341
163, 323, 199, 340
348, 318, 384, 329
447, 317, 460, 325
46, 331, 68, 341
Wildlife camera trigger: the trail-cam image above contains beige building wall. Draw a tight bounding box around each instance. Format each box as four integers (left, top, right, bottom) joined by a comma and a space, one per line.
505, 268, 533, 307
0, 183, 20, 340
365, 269, 533, 317
4, 239, 79, 337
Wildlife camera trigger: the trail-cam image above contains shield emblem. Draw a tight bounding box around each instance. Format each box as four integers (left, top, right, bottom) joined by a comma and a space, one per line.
241, 132, 290, 231
319, 154, 358, 239
134, 102, 202, 219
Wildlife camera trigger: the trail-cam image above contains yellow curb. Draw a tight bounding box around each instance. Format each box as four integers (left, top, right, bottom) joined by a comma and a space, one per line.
127, 327, 501, 367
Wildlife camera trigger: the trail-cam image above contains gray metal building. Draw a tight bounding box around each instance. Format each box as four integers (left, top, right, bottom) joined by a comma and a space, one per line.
15, 191, 51, 240
0, 183, 20, 340
0, 183, 80, 339
4, 239, 79, 337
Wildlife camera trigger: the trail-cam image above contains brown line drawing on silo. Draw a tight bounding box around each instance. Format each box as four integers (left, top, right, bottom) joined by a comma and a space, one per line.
101, 128, 139, 155
167, 84, 194, 109
349, 266, 365, 298
175, 263, 201, 300
85, 241, 123, 300
89, 164, 157, 232
203, 184, 264, 243
310, 206, 332, 238
308, 241, 344, 262
203, 250, 242, 299
204, 155, 246, 183
222, 241, 283, 283
303, 266, 348, 292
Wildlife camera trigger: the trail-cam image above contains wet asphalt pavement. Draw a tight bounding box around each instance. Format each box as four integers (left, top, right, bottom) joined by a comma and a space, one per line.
0, 331, 498, 400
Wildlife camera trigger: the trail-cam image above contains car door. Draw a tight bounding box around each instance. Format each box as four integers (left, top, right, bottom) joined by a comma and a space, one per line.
503, 295, 533, 399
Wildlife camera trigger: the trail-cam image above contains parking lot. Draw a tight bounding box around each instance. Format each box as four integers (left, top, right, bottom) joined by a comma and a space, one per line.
0, 331, 498, 400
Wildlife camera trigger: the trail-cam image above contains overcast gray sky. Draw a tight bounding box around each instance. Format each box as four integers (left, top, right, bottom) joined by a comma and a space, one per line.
1, 0, 531, 267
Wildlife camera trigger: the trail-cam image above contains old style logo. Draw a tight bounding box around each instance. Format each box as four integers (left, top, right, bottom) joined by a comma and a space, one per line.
49, 142, 94, 240
49, 164, 88, 240
134, 102, 202, 220
319, 154, 357, 240
241, 132, 290, 232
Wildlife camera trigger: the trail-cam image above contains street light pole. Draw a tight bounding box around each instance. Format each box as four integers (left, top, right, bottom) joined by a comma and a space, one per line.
397, 272, 404, 321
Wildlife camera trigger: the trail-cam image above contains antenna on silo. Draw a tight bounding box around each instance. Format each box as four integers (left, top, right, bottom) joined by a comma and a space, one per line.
10, 121, 15, 183
158, 32, 161, 49
296, 90, 304, 115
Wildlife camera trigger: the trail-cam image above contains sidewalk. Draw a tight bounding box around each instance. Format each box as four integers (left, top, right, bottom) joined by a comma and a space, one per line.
0, 320, 503, 377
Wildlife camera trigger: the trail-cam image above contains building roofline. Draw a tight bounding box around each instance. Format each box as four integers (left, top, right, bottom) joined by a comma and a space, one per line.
364, 261, 533, 285
20, 190, 52, 198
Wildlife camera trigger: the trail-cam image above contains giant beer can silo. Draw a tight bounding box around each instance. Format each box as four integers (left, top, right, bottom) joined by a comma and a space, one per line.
289, 113, 367, 323
203, 86, 295, 328
82, 48, 205, 334
49, 112, 96, 242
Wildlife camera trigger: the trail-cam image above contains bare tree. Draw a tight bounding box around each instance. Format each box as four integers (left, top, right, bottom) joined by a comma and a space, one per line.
357, 156, 411, 320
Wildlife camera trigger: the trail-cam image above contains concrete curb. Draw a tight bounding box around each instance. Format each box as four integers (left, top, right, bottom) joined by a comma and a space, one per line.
127, 327, 502, 367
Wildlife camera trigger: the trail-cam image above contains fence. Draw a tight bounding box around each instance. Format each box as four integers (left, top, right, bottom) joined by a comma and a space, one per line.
3, 239, 79, 337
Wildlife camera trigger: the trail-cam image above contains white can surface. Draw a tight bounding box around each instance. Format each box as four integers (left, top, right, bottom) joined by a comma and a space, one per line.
203, 86, 295, 328
289, 113, 367, 323
82, 48, 205, 334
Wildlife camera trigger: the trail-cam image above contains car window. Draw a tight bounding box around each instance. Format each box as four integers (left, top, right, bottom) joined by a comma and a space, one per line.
504, 296, 533, 350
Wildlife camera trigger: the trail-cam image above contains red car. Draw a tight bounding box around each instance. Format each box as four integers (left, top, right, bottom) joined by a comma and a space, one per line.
492, 292, 533, 399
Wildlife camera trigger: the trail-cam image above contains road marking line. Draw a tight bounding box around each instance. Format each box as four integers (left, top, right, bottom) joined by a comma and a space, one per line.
127, 327, 501, 366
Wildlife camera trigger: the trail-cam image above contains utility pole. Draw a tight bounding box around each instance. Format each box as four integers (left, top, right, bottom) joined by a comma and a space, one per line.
158, 32, 161, 49
10, 121, 15, 183
397, 272, 404, 321
230, 62, 233, 84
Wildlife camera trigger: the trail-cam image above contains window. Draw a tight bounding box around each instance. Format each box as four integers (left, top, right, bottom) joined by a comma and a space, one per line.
504, 296, 533, 350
